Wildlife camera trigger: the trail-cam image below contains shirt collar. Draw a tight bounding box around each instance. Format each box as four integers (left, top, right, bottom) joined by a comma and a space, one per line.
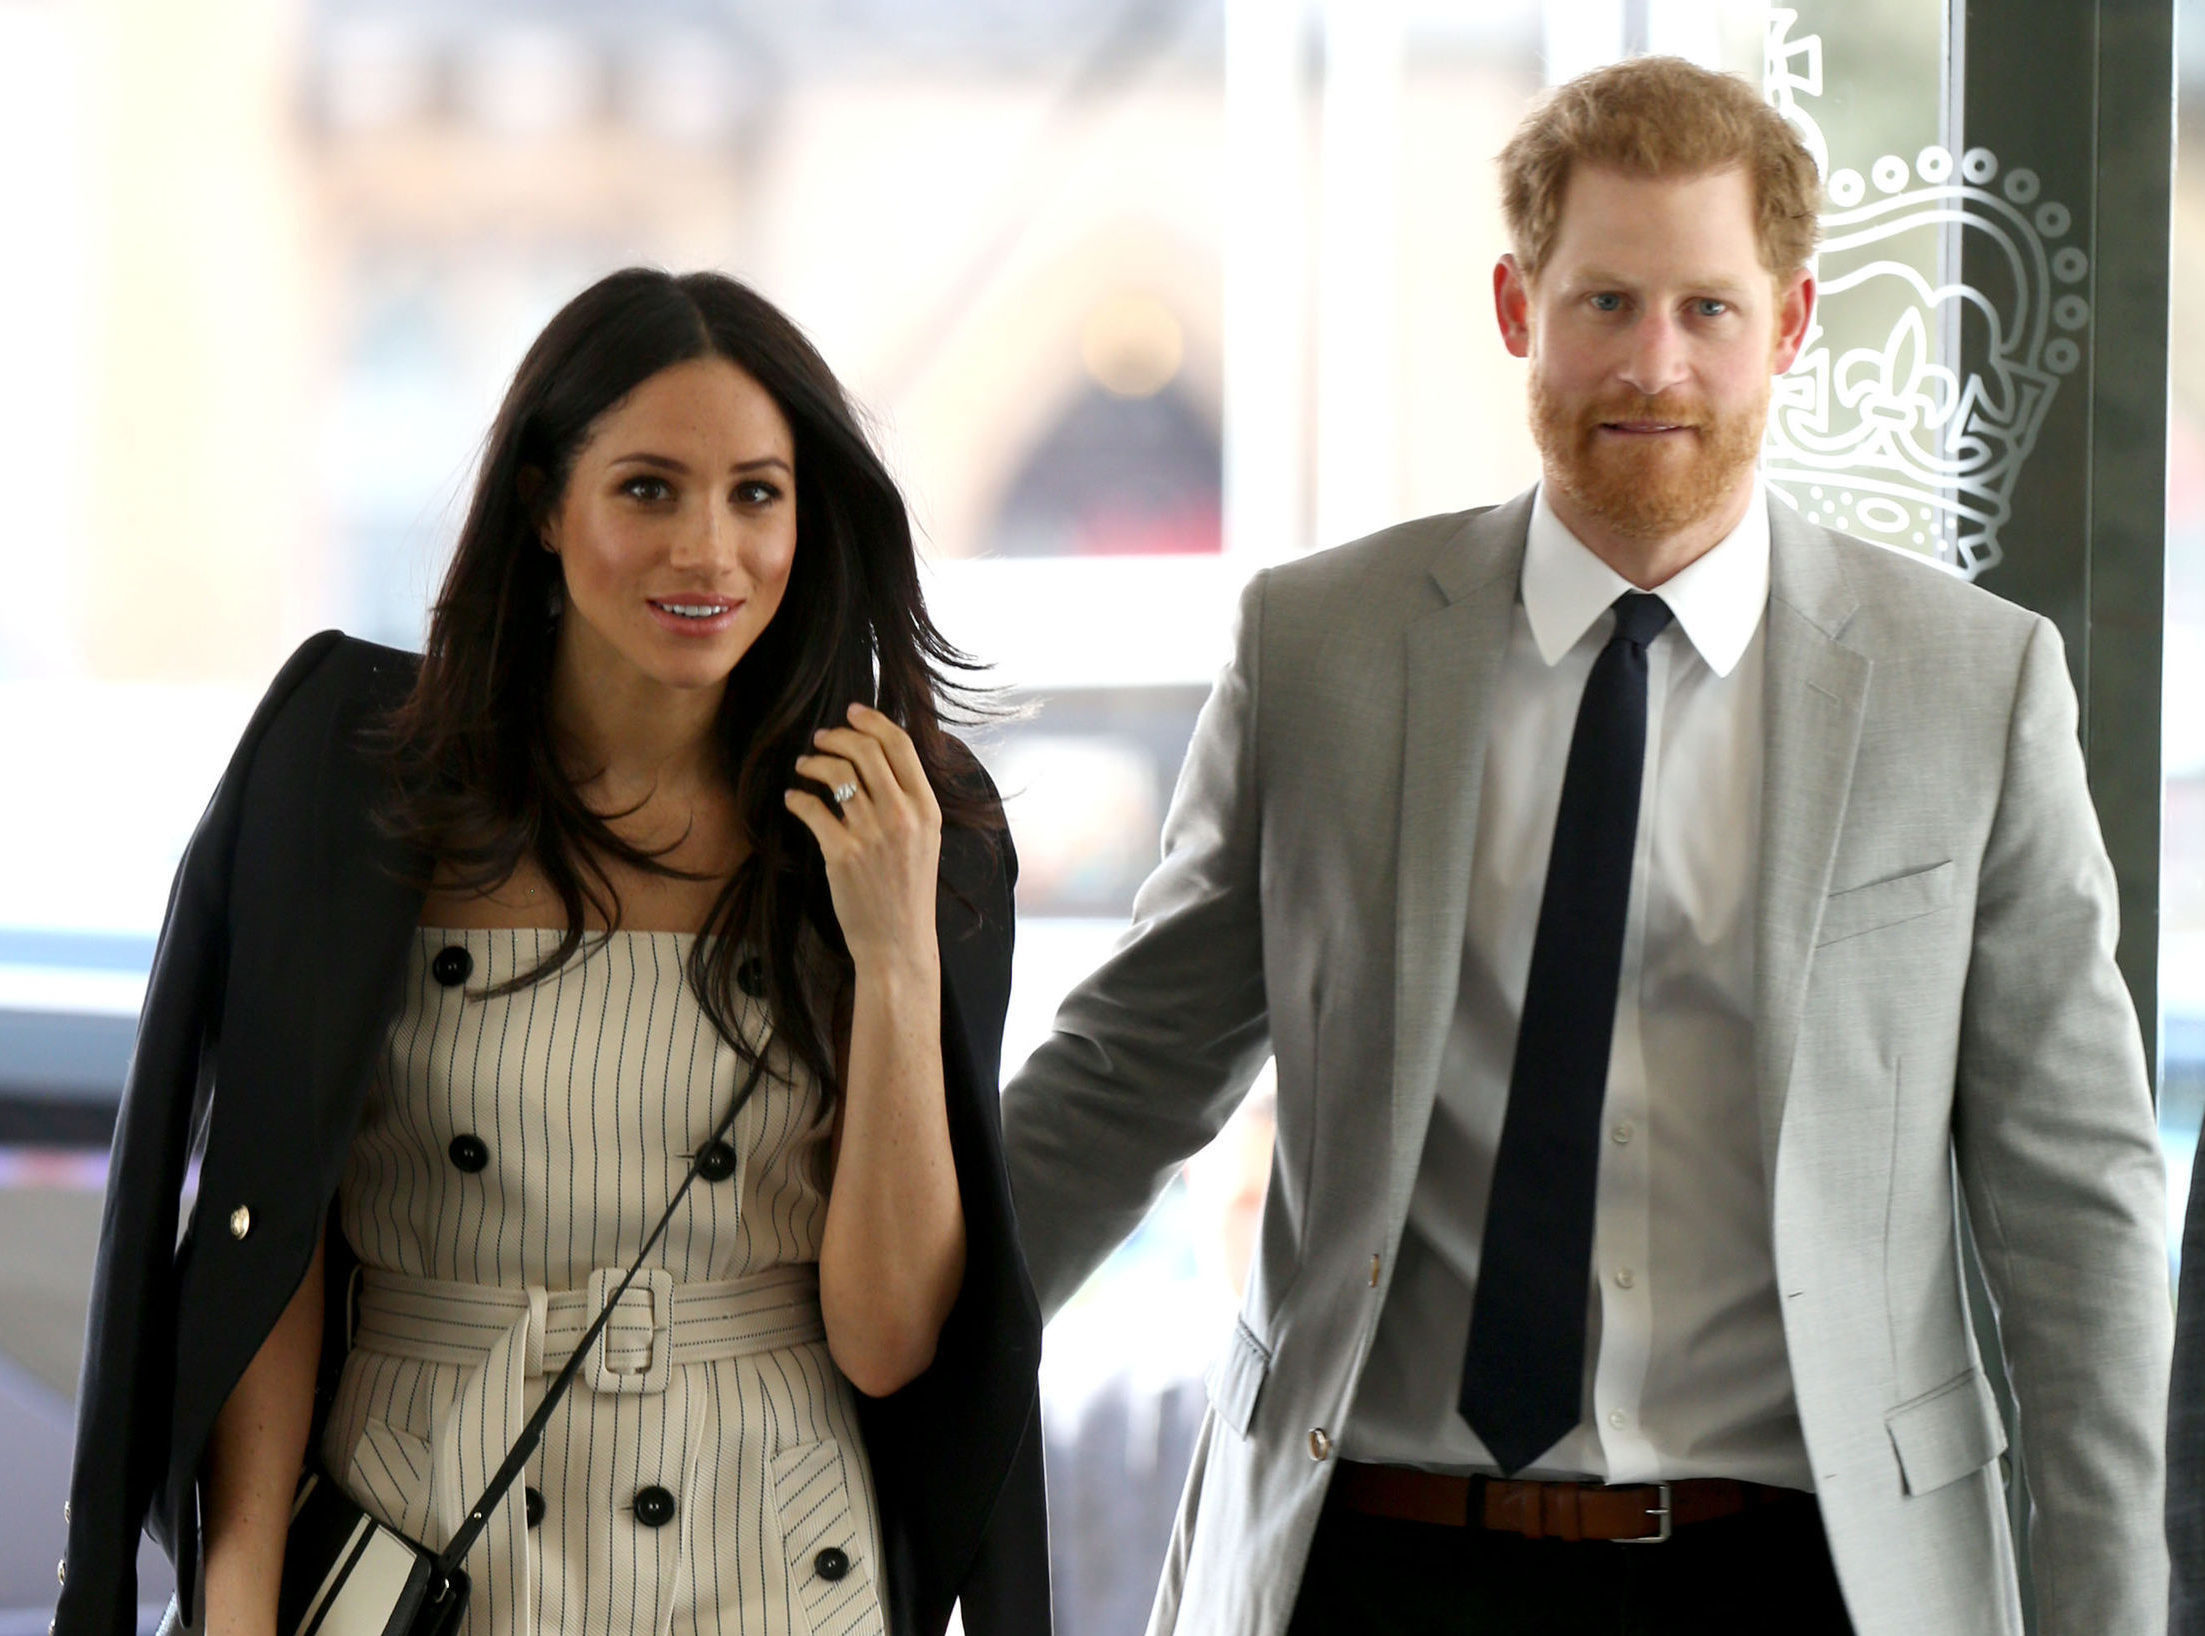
1522, 479, 1771, 678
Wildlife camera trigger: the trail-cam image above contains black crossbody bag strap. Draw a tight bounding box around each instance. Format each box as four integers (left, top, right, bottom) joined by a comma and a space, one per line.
432, 1051, 771, 1575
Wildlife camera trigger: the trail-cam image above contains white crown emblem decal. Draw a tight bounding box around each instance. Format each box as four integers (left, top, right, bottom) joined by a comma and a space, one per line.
1761, 9, 2089, 578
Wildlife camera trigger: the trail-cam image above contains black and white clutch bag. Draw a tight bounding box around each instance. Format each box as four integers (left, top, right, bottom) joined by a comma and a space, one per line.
153, 1468, 470, 1636
274, 1470, 470, 1636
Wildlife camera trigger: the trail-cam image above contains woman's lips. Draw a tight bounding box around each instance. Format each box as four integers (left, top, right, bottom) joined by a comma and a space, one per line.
645, 596, 743, 636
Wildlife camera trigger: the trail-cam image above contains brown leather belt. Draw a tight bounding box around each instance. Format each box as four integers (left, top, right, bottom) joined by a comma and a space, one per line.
1331, 1460, 1808, 1544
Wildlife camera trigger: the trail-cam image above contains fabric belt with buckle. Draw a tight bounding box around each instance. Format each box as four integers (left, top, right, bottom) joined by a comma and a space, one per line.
1331, 1460, 1809, 1544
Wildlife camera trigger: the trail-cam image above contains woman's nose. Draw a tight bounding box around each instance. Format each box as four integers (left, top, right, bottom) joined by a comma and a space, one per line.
668, 502, 738, 570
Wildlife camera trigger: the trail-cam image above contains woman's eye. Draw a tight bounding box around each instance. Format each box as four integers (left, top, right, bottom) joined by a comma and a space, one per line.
621, 475, 674, 503
734, 480, 782, 506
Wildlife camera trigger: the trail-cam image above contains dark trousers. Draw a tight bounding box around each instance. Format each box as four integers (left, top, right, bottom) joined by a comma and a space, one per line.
1286, 1486, 1855, 1635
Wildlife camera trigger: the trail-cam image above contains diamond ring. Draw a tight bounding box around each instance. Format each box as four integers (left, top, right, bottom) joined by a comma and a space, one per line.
831, 780, 860, 806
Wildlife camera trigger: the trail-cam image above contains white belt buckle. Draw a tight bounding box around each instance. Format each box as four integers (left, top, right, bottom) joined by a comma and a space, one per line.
584, 1266, 675, 1395
1615, 1481, 1674, 1544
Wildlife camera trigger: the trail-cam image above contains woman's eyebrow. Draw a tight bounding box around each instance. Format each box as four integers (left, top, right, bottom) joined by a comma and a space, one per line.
606, 452, 793, 475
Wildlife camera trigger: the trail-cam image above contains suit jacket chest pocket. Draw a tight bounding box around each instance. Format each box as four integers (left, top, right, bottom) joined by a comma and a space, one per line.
1816, 860, 1955, 948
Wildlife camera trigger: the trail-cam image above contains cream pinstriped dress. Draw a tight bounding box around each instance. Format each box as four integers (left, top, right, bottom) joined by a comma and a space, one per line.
322, 928, 886, 1636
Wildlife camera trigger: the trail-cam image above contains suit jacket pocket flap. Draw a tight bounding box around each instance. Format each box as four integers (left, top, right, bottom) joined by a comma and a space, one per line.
1206, 1318, 1271, 1438
1885, 1366, 2007, 1496
1817, 860, 1955, 947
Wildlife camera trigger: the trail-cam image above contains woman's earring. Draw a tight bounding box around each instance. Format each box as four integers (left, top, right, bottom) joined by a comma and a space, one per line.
546, 575, 565, 621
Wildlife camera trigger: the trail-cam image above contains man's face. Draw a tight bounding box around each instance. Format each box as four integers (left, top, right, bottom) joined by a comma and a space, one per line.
1495, 164, 1813, 544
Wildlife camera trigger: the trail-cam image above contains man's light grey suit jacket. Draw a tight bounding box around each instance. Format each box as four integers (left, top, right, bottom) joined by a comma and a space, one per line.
1000, 493, 2172, 1636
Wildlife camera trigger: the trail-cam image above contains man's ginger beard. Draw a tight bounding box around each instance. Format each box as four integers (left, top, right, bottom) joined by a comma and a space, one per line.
1529, 364, 1769, 542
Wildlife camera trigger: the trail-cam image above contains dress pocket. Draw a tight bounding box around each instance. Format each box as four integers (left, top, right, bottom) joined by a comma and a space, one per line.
341, 1418, 435, 1542
768, 1437, 883, 1636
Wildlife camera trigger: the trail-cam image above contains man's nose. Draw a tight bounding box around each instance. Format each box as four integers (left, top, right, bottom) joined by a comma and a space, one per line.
1618, 310, 1690, 396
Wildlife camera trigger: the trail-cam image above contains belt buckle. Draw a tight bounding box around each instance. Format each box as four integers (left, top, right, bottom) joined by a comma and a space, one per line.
1614, 1481, 1673, 1544
584, 1266, 674, 1395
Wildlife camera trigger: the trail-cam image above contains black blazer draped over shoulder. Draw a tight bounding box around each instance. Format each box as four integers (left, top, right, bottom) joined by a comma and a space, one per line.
54, 632, 1050, 1636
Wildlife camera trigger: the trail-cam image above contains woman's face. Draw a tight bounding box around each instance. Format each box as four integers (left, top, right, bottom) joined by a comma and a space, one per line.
543, 355, 799, 700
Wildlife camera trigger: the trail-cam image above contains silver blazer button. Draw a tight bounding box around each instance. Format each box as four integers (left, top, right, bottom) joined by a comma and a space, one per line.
1308, 1427, 1332, 1461
229, 1206, 251, 1239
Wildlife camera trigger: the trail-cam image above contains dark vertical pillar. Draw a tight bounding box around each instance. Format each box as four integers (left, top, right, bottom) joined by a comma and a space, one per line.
1954, 7, 2170, 1632
1965, 0, 2171, 1076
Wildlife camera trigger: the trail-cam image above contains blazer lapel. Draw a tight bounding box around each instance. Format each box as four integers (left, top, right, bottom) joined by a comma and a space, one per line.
1390, 494, 1530, 1210
1753, 503, 1872, 1180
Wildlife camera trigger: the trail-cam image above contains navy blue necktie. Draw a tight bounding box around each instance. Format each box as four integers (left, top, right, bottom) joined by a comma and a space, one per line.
1459, 590, 1672, 1476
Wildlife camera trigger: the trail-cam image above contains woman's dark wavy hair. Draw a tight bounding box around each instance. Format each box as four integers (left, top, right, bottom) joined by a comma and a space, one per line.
378, 267, 997, 1090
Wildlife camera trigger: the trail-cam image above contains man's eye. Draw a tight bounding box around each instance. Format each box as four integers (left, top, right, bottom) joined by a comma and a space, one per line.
621, 476, 674, 502
1694, 298, 1729, 318
1590, 293, 1624, 313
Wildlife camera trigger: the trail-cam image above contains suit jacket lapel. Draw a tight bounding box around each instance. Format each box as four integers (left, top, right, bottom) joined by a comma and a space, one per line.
1391, 494, 1530, 1210
1754, 503, 1872, 1180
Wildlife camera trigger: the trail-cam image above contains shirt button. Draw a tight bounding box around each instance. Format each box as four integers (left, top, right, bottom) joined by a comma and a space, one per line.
1308, 1428, 1332, 1461
813, 1546, 851, 1582
1611, 1122, 1634, 1145
1608, 1409, 1628, 1430
448, 1134, 490, 1174
229, 1207, 251, 1240
696, 1141, 738, 1183
632, 1485, 677, 1528
1614, 1267, 1636, 1290
525, 1487, 544, 1529
431, 945, 473, 987
737, 955, 767, 998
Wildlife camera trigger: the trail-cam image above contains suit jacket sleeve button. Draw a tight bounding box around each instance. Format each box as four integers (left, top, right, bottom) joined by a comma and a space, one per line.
1308, 1428, 1332, 1461
813, 1546, 850, 1582
229, 1207, 251, 1239
432, 946, 474, 987
632, 1485, 676, 1527
56, 1559, 64, 1586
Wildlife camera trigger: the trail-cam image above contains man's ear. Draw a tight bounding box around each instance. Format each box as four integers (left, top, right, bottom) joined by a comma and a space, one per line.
1494, 254, 1534, 359
1770, 267, 1816, 374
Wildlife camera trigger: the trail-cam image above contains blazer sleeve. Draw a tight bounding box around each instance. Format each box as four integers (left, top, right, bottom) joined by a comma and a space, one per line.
55, 632, 346, 1636
858, 755, 1051, 1636
1951, 616, 2172, 1636
999, 571, 1274, 1318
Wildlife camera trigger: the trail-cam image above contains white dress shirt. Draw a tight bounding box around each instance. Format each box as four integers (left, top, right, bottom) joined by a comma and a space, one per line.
1340, 482, 1812, 1489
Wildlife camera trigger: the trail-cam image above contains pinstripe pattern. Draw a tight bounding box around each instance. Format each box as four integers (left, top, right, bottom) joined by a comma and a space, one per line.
323, 929, 885, 1636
